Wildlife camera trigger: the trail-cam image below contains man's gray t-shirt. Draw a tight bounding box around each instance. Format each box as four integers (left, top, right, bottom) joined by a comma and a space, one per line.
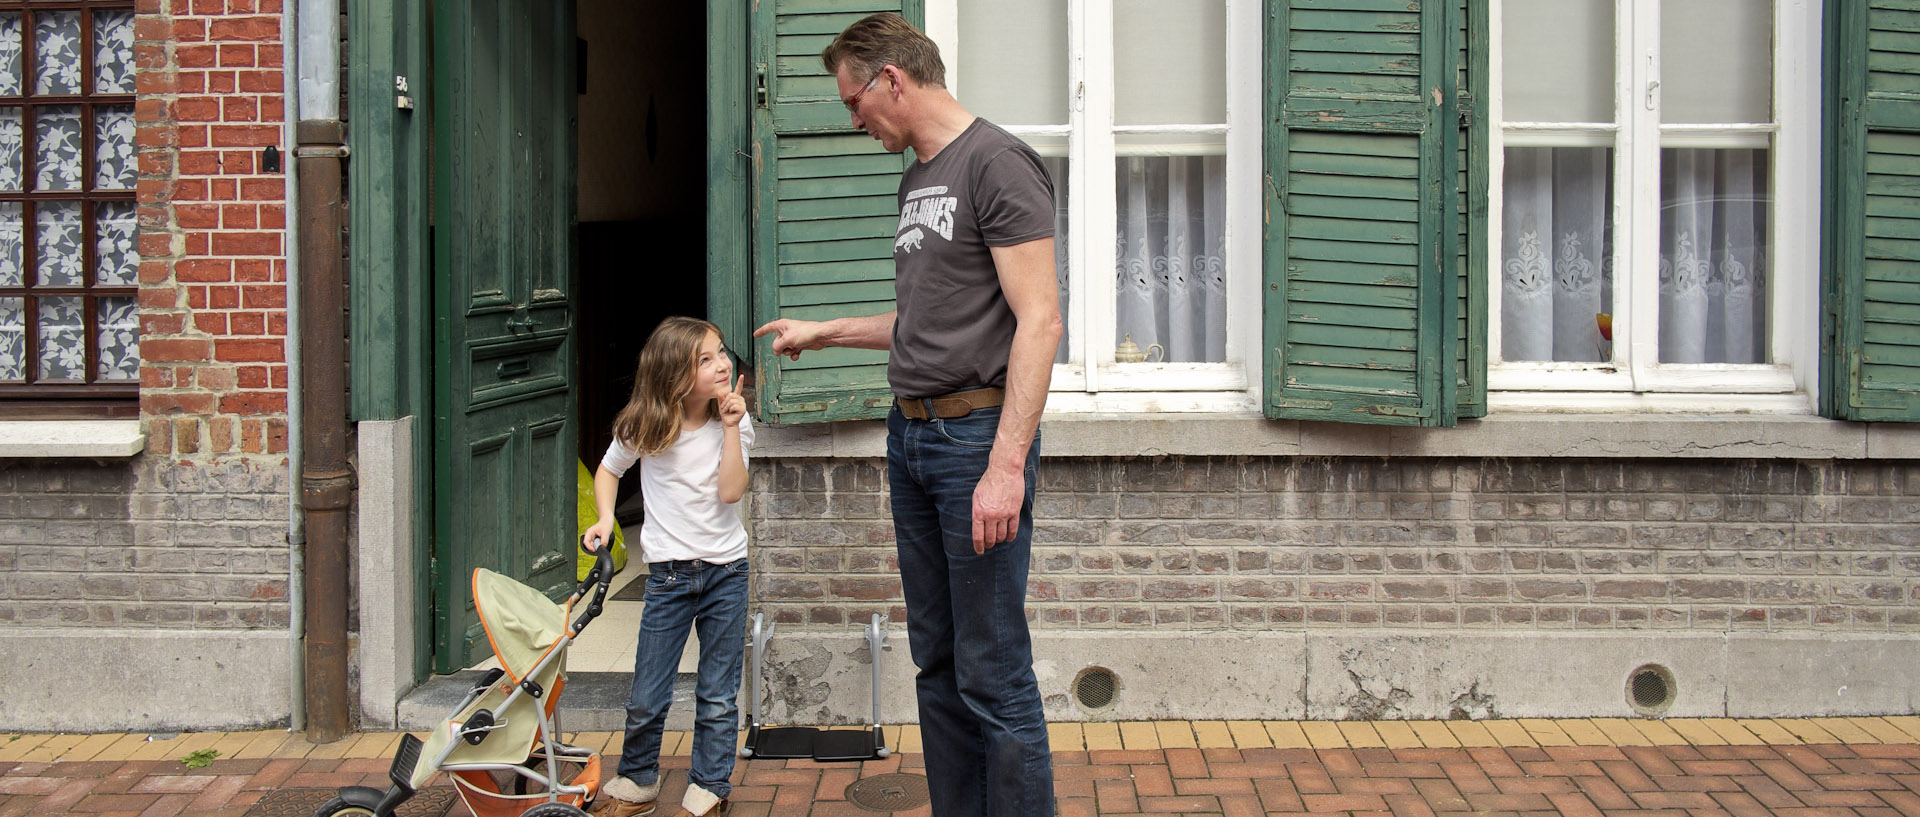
889, 118, 1055, 399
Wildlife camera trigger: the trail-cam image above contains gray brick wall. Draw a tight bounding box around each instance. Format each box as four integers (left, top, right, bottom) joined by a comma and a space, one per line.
0, 456, 290, 629
748, 457, 1920, 631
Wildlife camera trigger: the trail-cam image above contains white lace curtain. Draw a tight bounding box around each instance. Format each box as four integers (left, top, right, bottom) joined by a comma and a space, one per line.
1116, 154, 1226, 363
0, 9, 139, 384
1501, 147, 1766, 365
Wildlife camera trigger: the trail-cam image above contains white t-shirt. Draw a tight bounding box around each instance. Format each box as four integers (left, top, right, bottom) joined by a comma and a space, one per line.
600, 413, 753, 564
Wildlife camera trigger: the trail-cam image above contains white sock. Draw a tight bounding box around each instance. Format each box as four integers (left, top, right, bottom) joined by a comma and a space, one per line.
681, 782, 724, 815
603, 776, 660, 803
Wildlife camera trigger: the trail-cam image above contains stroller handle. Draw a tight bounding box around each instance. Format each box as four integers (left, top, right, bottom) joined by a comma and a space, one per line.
571, 540, 616, 634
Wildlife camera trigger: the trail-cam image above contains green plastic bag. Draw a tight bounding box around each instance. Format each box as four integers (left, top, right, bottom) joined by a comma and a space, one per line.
576, 460, 629, 580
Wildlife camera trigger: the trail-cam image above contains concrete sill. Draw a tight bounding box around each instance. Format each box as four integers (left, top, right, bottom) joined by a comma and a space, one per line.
0, 420, 146, 458
754, 413, 1920, 460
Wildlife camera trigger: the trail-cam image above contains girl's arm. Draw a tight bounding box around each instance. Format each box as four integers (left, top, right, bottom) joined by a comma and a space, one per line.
582, 464, 621, 550
717, 377, 749, 504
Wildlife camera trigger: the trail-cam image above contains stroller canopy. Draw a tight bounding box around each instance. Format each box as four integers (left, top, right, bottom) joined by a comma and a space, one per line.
474, 568, 566, 682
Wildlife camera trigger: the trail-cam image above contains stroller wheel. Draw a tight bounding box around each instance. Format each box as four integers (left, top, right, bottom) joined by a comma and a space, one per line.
311, 789, 382, 817
519, 804, 590, 817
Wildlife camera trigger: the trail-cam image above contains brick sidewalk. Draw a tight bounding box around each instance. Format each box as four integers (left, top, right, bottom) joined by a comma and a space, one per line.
6, 718, 1920, 816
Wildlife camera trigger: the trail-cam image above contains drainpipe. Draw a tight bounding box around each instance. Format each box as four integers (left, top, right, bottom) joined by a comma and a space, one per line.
295, 0, 351, 743
281, 0, 306, 734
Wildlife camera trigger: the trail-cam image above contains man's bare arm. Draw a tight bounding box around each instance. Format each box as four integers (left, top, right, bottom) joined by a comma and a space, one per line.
972, 236, 1062, 551
753, 312, 896, 358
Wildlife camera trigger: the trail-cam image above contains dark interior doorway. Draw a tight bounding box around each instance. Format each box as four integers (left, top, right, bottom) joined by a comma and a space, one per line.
574, 0, 709, 525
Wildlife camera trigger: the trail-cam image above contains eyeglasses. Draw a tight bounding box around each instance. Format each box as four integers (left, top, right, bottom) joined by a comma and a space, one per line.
843, 70, 882, 113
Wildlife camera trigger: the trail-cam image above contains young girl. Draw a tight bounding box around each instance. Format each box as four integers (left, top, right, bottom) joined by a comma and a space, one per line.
584, 316, 751, 817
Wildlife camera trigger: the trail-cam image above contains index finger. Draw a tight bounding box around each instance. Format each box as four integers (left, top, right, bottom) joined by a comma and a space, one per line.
730, 372, 741, 396
751, 320, 781, 338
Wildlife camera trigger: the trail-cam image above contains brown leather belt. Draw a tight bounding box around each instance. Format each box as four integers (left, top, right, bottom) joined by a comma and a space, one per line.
895, 387, 1005, 420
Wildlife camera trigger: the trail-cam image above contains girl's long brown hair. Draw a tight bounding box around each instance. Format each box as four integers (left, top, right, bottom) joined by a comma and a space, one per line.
612, 316, 725, 457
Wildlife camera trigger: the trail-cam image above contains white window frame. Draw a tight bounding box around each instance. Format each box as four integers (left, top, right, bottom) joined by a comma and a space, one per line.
931, 0, 1263, 413
1486, 0, 1822, 413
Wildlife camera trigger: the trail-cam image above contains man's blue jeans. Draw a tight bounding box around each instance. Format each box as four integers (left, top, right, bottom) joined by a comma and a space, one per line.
887, 405, 1053, 817
615, 558, 749, 800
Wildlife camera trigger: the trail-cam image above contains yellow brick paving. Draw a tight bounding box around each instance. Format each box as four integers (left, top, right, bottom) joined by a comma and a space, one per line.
6, 718, 1920, 768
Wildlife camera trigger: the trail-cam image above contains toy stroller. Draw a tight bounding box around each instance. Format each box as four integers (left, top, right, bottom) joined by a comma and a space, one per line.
313, 545, 615, 817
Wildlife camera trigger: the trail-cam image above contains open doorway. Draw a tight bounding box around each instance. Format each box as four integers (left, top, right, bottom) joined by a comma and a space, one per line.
574, 0, 709, 526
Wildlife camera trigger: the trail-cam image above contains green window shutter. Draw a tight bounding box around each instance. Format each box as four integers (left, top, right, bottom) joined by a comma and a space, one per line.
1263, 0, 1475, 426
749, 0, 922, 424
1824, 0, 1920, 422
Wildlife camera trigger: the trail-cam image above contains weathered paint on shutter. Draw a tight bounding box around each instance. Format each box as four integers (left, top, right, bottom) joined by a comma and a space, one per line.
1455, 0, 1488, 418
1263, 0, 1469, 426
750, 0, 922, 424
1825, 0, 1920, 421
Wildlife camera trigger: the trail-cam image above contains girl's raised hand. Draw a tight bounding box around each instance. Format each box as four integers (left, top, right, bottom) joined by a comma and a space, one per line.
719, 373, 747, 426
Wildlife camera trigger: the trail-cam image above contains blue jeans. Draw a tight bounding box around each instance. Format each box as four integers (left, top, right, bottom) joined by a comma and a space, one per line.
616, 558, 748, 800
887, 405, 1053, 817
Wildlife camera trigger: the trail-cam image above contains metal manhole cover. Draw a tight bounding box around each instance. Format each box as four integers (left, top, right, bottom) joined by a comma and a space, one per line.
845, 773, 930, 812
245, 787, 459, 816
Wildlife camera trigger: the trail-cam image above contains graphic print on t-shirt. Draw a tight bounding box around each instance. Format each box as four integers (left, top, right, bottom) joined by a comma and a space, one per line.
896, 184, 956, 255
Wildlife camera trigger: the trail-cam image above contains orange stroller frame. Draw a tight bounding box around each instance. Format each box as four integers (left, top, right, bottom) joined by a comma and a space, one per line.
313, 545, 615, 817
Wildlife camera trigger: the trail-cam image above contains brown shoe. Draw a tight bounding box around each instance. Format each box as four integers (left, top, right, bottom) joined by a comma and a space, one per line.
588, 797, 656, 817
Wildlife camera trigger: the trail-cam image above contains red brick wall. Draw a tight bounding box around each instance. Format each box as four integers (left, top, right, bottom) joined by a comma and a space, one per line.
134, 0, 288, 459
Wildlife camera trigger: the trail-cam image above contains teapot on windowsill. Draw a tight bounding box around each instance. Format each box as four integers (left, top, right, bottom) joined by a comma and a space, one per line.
1115, 334, 1164, 363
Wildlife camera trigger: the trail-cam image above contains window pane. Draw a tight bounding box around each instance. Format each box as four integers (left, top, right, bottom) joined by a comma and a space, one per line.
1662, 0, 1771, 124
94, 104, 132, 189
92, 9, 134, 94
95, 199, 133, 285
1115, 154, 1225, 363
1502, 0, 1613, 123
0, 13, 22, 97
0, 201, 19, 286
1659, 148, 1768, 363
959, 0, 1067, 126
95, 294, 135, 380
32, 10, 81, 96
36, 200, 80, 286
0, 296, 20, 381
0, 106, 18, 190
1500, 147, 1615, 363
34, 105, 80, 190
36, 293, 81, 381
1114, 0, 1225, 126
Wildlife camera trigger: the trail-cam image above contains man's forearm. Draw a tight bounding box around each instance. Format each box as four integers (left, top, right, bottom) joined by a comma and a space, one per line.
991, 315, 1061, 469
826, 312, 897, 350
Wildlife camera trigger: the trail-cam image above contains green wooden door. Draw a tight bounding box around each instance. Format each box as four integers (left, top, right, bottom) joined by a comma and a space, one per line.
430, 0, 579, 672
750, 0, 922, 424
1824, 0, 1920, 422
1263, 0, 1478, 426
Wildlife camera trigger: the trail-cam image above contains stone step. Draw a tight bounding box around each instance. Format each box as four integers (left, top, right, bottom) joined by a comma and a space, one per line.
397, 671, 696, 733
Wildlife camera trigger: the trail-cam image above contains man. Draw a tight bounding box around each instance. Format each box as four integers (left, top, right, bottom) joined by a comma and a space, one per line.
753, 12, 1061, 817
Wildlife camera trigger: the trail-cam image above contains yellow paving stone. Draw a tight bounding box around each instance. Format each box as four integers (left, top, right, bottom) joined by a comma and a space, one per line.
1409, 721, 1461, 748
1226, 720, 1272, 749
1301, 721, 1347, 749
1373, 721, 1420, 749
358, 732, 404, 759
1517, 719, 1574, 746
1445, 720, 1499, 748
1629, 719, 1689, 746
129, 732, 193, 762
897, 724, 923, 754
1046, 722, 1085, 752
1811, 717, 1877, 743
21, 733, 84, 762
92, 732, 153, 761
269, 733, 318, 759
1265, 721, 1311, 749
1155, 721, 1198, 749
1558, 719, 1612, 746
59, 732, 124, 762
1700, 719, 1763, 745
1591, 719, 1653, 746
1776, 718, 1839, 744
304, 734, 357, 760
1082, 722, 1121, 751
1336, 721, 1384, 748
1191, 721, 1235, 750
1884, 715, 1920, 742
1736, 719, 1801, 745
1481, 720, 1537, 747
235, 730, 292, 760
1667, 719, 1727, 746
664, 731, 689, 756
1118, 721, 1160, 750
206, 731, 257, 762
0, 733, 51, 762
1849, 717, 1914, 744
